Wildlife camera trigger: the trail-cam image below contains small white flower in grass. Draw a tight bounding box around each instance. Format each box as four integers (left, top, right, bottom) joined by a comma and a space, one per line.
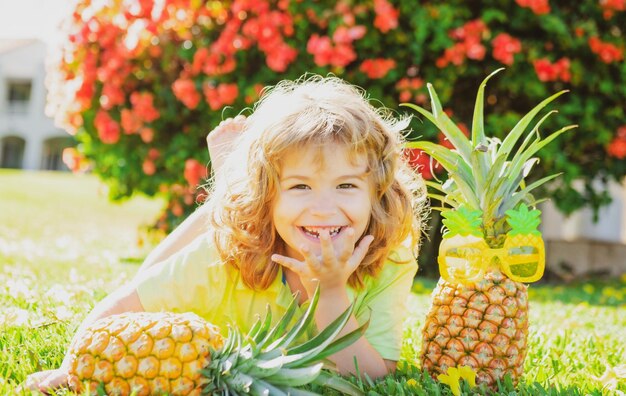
69, 267, 81, 283
52, 236, 81, 261
46, 284, 74, 305
54, 305, 75, 321
1, 307, 30, 327
6, 278, 36, 301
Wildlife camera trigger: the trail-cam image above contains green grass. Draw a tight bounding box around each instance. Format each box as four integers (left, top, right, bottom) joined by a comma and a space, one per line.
1, 169, 625, 395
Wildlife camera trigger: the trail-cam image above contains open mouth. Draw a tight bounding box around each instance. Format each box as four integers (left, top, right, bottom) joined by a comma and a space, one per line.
299, 226, 345, 239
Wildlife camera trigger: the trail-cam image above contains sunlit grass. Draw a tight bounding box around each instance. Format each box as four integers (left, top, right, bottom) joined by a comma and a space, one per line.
1, 170, 625, 395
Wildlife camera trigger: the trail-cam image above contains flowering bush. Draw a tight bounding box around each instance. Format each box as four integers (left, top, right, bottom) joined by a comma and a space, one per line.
47, 0, 626, 230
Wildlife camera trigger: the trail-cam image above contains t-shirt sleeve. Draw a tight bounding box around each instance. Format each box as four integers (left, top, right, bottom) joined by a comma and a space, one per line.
134, 234, 226, 317
361, 246, 418, 361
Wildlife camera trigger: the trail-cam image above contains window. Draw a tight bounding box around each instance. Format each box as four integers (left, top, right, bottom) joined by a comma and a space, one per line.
41, 137, 74, 171
6, 79, 32, 113
0, 136, 26, 169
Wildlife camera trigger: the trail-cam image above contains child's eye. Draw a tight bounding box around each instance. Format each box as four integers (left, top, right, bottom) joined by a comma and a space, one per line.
338, 183, 356, 189
290, 184, 310, 190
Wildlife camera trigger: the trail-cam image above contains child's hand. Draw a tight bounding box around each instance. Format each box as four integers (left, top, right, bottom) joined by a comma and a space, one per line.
272, 228, 375, 296
19, 368, 68, 394
207, 115, 246, 173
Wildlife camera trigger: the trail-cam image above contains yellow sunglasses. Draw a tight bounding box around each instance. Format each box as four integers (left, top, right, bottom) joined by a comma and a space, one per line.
438, 234, 545, 284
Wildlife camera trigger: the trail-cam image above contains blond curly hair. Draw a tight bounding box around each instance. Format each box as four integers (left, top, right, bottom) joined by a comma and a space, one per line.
204, 75, 428, 290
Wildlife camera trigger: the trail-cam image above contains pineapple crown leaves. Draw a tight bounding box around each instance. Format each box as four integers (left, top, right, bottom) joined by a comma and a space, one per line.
202, 286, 365, 396
402, 69, 577, 221
505, 203, 542, 236
441, 205, 483, 238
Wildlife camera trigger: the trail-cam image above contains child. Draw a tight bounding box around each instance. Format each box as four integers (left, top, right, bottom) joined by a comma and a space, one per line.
24, 75, 428, 392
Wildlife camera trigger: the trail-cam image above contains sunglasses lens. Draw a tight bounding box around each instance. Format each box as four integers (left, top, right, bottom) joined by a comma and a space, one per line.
507, 246, 541, 278
508, 261, 539, 278
443, 247, 483, 280
508, 245, 538, 255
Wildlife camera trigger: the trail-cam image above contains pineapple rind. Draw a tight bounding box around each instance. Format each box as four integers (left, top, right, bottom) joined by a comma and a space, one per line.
407, 72, 574, 388
67, 287, 366, 396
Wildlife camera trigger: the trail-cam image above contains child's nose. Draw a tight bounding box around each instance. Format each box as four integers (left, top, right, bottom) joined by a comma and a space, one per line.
309, 193, 338, 216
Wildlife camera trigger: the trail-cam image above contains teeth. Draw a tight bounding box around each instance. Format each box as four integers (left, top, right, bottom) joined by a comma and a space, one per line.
302, 226, 342, 238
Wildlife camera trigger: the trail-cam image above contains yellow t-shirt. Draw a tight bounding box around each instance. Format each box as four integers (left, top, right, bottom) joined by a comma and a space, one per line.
135, 233, 417, 361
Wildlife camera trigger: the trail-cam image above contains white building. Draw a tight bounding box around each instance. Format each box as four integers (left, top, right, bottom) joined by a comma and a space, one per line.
0, 39, 72, 170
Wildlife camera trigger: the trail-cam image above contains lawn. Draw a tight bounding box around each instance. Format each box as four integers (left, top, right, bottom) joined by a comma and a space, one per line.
1, 169, 625, 395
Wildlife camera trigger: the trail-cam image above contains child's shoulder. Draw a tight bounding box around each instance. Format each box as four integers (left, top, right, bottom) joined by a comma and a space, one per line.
371, 243, 418, 285
386, 241, 416, 265
178, 231, 225, 268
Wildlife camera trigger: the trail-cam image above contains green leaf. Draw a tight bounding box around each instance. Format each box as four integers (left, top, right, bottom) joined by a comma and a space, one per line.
505, 203, 542, 235
472, 68, 504, 148
441, 206, 483, 238
313, 370, 365, 396
498, 90, 569, 158
264, 364, 323, 387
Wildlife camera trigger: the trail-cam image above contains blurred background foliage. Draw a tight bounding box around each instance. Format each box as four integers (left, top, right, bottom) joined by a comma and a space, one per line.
47, 0, 626, 235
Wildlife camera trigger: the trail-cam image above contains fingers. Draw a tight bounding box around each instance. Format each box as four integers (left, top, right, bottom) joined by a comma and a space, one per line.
272, 244, 322, 277
207, 115, 247, 143
19, 369, 67, 394
349, 234, 374, 272
337, 227, 356, 263
271, 253, 303, 273
319, 229, 335, 267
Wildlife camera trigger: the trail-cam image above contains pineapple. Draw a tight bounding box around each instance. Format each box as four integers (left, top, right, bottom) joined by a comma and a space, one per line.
403, 68, 576, 386
66, 288, 365, 395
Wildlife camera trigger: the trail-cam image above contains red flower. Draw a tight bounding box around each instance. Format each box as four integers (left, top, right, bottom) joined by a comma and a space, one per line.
331, 43, 357, 67
399, 91, 412, 102
396, 77, 424, 103
437, 19, 487, 68
62, 147, 88, 173
100, 82, 125, 110
142, 158, 156, 175
607, 137, 626, 159
266, 43, 298, 72
515, 0, 551, 14
130, 92, 160, 122
140, 127, 154, 143
600, 0, 625, 19
437, 122, 470, 149
218, 83, 239, 106
172, 78, 201, 109
554, 58, 571, 82
492, 33, 522, 65
333, 25, 367, 44
184, 159, 207, 187
437, 43, 466, 68
588, 37, 624, 63
533, 59, 556, 81
203, 83, 239, 111
403, 148, 441, 180
307, 34, 334, 66
191, 47, 210, 76
451, 20, 487, 41
533, 58, 570, 82
360, 58, 396, 79
307, 34, 356, 68
464, 37, 486, 60
94, 110, 120, 144
121, 108, 142, 134
373, 0, 399, 33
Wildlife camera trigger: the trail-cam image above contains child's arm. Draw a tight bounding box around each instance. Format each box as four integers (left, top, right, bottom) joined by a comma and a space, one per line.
272, 229, 394, 378
137, 116, 246, 274
312, 286, 396, 378
136, 204, 210, 274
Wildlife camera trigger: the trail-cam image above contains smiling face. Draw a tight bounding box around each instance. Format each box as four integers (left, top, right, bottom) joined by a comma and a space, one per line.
272, 143, 373, 261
